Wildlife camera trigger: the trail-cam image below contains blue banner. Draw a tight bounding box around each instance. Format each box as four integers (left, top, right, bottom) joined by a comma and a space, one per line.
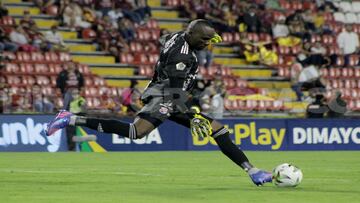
1, 115, 360, 151
0, 115, 68, 152
80, 118, 360, 151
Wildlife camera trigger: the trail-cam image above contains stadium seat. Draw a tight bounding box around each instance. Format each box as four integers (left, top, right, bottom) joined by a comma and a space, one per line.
339, 1, 352, 12
320, 68, 329, 78
19, 63, 34, 74
2, 51, 16, 60
77, 64, 91, 75
82, 28, 97, 39
120, 53, 134, 63
329, 68, 341, 78
4, 63, 19, 73
22, 75, 35, 85
348, 55, 359, 66
303, 1, 316, 10
352, 2, 360, 13
16, 52, 31, 62
328, 22, 342, 33
137, 29, 151, 41
247, 33, 259, 42
223, 78, 235, 89
291, 1, 303, 10
6, 75, 21, 85
36, 76, 50, 85
221, 32, 233, 43
0, 16, 16, 26
44, 52, 59, 62
130, 42, 143, 53
48, 63, 63, 74
327, 45, 341, 55
277, 46, 291, 55
311, 35, 321, 43
345, 13, 358, 24
59, 52, 71, 62
333, 12, 346, 23
322, 35, 335, 45
31, 52, 45, 62
291, 46, 302, 55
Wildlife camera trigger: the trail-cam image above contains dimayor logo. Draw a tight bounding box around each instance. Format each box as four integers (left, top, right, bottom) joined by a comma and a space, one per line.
0, 118, 63, 152
293, 127, 360, 144
193, 122, 286, 150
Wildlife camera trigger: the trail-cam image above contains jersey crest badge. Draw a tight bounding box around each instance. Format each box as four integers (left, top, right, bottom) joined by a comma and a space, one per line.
176, 62, 186, 71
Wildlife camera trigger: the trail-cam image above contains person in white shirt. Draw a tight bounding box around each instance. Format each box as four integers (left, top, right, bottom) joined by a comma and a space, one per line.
337, 24, 359, 55
272, 16, 289, 39
107, 8, 124, 29
45, 25, 69, 51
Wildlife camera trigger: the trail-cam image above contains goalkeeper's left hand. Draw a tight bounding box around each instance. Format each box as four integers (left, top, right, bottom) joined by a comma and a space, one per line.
190, 107, 212, 138
210, 33, 223, 44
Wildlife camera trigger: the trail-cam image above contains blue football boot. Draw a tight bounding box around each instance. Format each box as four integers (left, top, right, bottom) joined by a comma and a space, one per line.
249, 169, 273, 186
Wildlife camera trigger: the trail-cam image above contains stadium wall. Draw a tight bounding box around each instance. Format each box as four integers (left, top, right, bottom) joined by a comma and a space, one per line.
1, 115, 360, 152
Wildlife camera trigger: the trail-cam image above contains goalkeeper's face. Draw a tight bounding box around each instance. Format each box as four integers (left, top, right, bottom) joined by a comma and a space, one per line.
190, 26, 215, 50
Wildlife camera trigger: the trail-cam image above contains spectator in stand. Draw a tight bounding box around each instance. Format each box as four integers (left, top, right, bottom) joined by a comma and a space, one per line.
45, 25, 69, 51
0, 1, 8, 18
209, 80, 225, 119
306, 92, 328, 118
95, 0, 113, 17
110, 34, 129, 61
27, 24, 49, 51
317, 0, 338, 12
56, 61, 84, 110
121, 79, 142, 116
67, 88, 86, 151
117, 17, 135, 42
31, 84, 54, 113
130, 0, 151, 21
114, 0, 143, 24
337, 24, 360, 66
177, 0, 196, 19
20, 10, 36, 29
308, 41, 330, 66
107, 7, 124, 28
197, 44, 213, 69
242, 5, 262, 33
0, 27, 18, 52
265, 0, 281, 10
63, 1, 91, 31
327, 91, 347, 118
33, 0, 57, 13
9, 25, 38, 52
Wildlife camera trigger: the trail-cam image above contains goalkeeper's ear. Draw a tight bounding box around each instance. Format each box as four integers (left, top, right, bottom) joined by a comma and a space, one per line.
210, 33, 222, 44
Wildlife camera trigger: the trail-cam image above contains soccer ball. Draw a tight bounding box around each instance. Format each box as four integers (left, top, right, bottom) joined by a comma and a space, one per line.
272, 163, 303, 187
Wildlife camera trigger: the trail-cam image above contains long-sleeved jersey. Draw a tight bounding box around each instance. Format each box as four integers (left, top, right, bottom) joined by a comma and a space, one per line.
152, 32, 199, 88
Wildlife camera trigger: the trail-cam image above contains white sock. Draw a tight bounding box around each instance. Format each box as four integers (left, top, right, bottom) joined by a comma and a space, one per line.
247, 167, 260, 175
69, 115, 77, 126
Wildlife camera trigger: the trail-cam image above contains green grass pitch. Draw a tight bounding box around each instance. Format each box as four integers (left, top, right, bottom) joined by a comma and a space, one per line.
0, 151, 359, 203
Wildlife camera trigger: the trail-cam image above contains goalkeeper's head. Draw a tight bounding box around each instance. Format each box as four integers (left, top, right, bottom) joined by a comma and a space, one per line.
185, 19, 221, 50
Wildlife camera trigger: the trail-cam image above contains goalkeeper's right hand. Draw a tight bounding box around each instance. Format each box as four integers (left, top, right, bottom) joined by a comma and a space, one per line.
190, 107, 212, 138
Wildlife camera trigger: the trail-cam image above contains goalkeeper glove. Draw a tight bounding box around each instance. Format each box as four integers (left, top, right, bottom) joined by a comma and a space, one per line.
190, 107, 212, 138
210, 33, 223, 44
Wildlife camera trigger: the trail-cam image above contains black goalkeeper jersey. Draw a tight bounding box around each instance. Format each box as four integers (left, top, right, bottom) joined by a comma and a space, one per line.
148, 31, 199, 92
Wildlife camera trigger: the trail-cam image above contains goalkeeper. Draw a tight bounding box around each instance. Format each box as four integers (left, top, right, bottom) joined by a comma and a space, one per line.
44, 19, 272, 186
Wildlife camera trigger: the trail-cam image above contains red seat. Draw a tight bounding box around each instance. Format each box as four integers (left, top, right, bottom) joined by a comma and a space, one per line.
44, 52, 59, 62
93, 76, 106, 86
137, 29, 151, 41
303, 1, 316, 10
130, 42, 143, 53
329, 68, 341, 78
146, 19, 159, 29
2, 51, 16, 60
77, 64, 91, 75
291, 46, 302, 55
348, 55, 359, 66
120, 53, 134, 63
22, 76, 35, 85
259, 33, 272, 42
31, 52, 45, 62
223, 78, 235, 89
59, 52, 71, 62
327, 45, 341, 55
278, 46, 290, 55
320, 68, 329, 78
322, 35, 335, 45
17, 52, 31, 62
6, 75, 21, 85
221, 32, 233, 43
36, 76, 50, 85
4, 63, 19, 73
0, 16, 16, 26
48, 63, 63, 74
311, 35, 321, 43
41, 86, 54, 95
247, 33, 259, 42
19, 63, 34, 74
279, 1, 291, 10
82, 28, 97, 39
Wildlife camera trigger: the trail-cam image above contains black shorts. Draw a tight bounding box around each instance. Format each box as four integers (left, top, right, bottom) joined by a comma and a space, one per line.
137, 96, 213, 128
